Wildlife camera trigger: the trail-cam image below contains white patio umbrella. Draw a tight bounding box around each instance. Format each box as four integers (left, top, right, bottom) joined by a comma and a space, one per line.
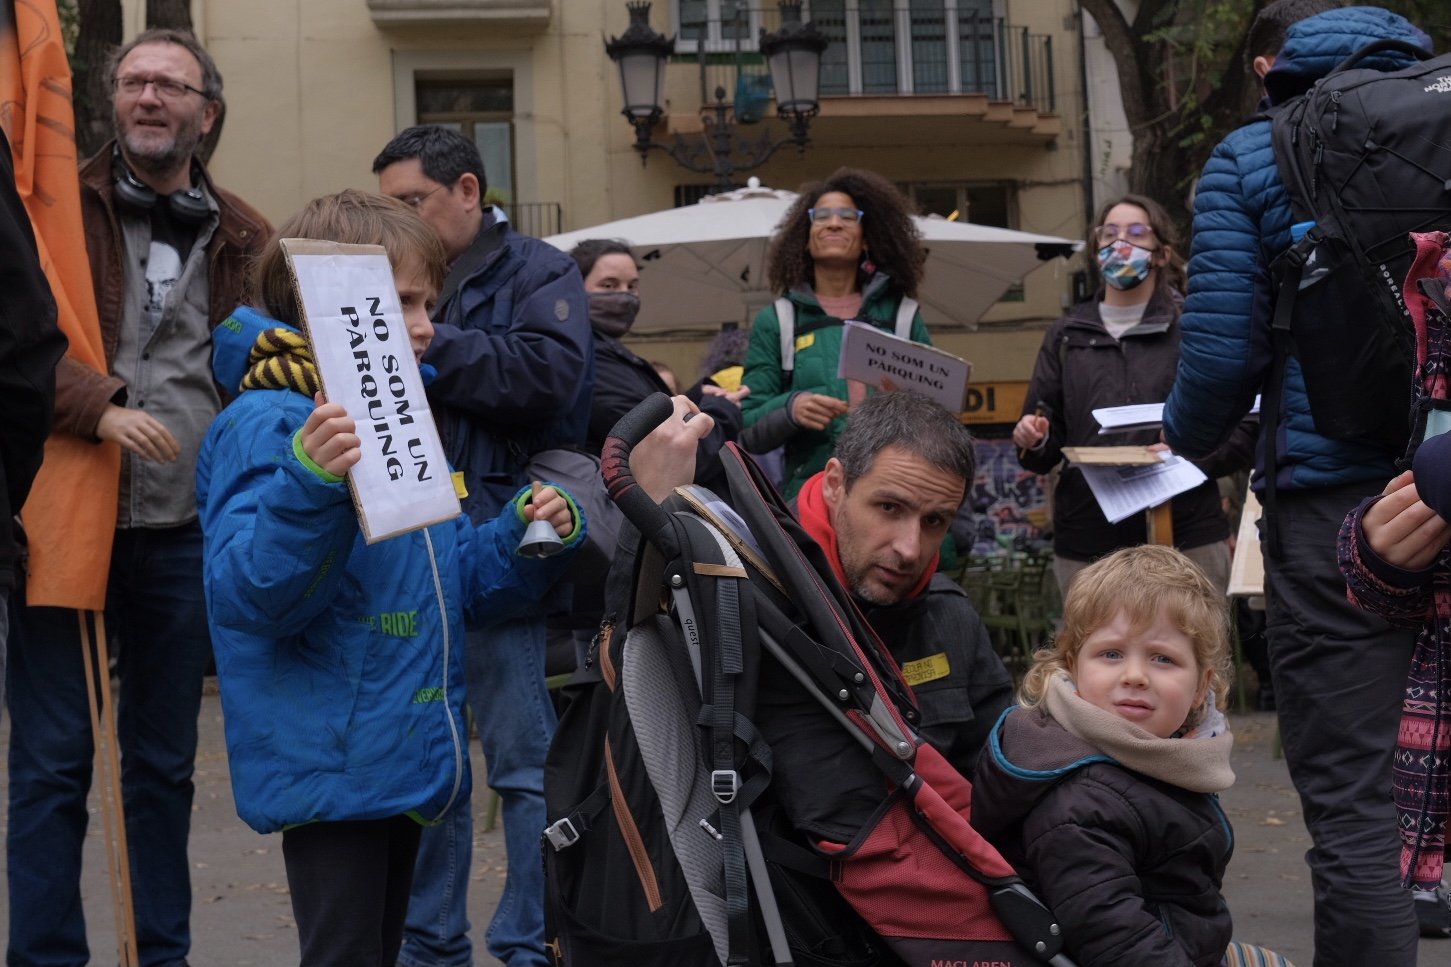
543, 178, 1078, 333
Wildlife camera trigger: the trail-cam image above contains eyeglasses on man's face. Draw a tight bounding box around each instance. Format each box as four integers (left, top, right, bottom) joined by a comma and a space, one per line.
114, 75, 208, 101
1095, 222, 1155, 245
808, 206, 865, 224
399, 185, 445, 210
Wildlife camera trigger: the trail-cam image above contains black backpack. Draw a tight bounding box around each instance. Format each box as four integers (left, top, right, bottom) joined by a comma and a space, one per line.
1260, 39, 1451, 544
543, 395, 1072, 967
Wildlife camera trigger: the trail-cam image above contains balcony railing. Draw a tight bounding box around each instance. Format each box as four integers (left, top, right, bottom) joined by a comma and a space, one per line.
501, 202, 562, 238
674, 2, 1055, 115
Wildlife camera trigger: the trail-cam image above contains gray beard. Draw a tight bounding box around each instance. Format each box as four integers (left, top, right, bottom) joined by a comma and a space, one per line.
116, 117, 201, 182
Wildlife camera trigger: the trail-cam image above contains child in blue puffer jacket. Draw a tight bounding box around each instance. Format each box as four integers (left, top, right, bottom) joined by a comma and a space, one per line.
195, 190, 584, 967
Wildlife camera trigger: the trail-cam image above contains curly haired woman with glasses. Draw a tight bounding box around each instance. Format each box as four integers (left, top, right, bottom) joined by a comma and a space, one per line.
740, 167, 930, 499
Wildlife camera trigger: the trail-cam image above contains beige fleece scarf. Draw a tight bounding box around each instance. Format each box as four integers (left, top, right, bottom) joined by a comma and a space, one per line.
1042, 671, 1235, 793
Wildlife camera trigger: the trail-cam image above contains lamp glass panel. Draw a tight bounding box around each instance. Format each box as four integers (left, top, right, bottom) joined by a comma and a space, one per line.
788, 47, 820, 105
770, 46, 820, 111
617, 52, 665, 117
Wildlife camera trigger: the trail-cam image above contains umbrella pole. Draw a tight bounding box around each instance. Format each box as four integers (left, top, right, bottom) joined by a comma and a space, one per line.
77, 609, 139, 967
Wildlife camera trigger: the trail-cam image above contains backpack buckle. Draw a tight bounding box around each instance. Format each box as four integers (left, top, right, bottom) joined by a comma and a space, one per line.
1282, 231, 1320, 269
544, 817, 580, 851
711, 769, 740, 804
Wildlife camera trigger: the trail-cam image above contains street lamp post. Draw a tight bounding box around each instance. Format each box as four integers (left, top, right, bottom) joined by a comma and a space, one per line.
605, 1, 828, 192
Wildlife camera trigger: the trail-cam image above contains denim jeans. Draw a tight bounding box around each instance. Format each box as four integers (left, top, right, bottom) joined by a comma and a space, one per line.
0, 586, 9, 730
6, 524, 211, 967
1262, 486, 1419, 967
398, 617, 556, 967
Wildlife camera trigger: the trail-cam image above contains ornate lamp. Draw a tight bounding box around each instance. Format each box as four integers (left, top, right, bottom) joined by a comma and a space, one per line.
604, 0, 828, 191
760, 1, 828, 147
604, 1, 677, 145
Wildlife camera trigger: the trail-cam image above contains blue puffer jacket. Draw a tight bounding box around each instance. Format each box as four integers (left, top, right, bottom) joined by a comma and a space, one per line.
425, 209, 594, 523
197, 307, 583, 834
1162, 6, 1431, 491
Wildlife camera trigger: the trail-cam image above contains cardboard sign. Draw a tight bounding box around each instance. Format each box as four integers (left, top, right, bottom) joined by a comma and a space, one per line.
281, 239, 460, 544
1228, 485, 1265, 599
837, 321, 971, 412
1061, 446, 1162, 465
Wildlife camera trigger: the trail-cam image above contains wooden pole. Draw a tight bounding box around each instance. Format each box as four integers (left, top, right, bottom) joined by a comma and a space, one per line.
1146, 501, 1174, 546
77, 610, 139, 967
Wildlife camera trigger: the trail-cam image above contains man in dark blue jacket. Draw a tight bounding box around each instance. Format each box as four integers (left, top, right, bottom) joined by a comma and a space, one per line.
375, 125, 593, 967
1162, 4, 1438, 962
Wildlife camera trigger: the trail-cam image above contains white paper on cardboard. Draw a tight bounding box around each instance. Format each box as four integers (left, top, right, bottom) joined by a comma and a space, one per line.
1094, 395, 1261, 434
281, 239, 460, 544
837, 320, 971, 412
1073, 453, 1208, 524
1092, 402, 1165, 434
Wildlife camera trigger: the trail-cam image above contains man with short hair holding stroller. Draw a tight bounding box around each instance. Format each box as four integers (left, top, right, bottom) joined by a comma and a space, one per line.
636, 390, 1014, 779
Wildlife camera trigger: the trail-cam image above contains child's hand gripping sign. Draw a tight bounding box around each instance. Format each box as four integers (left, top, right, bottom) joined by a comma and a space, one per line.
281, 239, 460, 543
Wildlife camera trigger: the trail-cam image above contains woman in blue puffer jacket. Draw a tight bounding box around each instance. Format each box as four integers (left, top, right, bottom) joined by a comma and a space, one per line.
195, 191, 584, 967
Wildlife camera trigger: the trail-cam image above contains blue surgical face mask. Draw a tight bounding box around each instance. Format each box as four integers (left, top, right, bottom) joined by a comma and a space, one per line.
1097, 240, 1156, 291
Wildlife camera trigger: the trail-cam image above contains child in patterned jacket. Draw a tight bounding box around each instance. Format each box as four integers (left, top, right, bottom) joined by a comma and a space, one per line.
1338, 229, 1451, 938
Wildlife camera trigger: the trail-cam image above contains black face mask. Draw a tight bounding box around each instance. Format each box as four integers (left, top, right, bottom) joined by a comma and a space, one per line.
588, 291, 641, 336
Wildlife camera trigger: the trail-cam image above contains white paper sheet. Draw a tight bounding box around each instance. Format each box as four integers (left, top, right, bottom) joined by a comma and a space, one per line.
1092, 402, 1164, 433
1094, 396, 1261, 434
1074, 454, 1208, 524
837, 320, 971, 412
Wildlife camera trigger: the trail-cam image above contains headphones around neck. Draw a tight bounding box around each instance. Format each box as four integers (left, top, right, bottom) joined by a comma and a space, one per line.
112, 147, 211, 225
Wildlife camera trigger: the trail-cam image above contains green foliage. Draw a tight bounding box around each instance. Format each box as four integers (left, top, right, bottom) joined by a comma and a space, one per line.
57, 0, 79, 55
1145, 0, 1257, 154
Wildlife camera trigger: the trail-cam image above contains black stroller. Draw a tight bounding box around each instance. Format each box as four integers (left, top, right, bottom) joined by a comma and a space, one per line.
543, 394, 1073, 967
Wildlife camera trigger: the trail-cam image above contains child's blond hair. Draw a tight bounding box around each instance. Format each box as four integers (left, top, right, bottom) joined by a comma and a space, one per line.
250, 189, 447, 331
1019, 544, 1232, 728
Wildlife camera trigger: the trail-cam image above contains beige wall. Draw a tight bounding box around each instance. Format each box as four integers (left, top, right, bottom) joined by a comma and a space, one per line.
120, 0, 1087, 382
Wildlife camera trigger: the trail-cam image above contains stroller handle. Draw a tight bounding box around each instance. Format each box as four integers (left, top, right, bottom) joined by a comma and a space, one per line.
601, 392, 676, 549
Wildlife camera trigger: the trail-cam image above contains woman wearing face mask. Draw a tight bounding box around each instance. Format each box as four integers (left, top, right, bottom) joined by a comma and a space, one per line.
570, 238, 742, 488
1012, 195, 1253, 596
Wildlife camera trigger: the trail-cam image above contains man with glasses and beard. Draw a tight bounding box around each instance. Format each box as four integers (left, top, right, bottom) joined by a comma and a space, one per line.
5, 28, 268, 967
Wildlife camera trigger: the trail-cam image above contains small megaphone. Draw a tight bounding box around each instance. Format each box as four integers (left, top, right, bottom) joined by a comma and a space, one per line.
516, 481, 565, 559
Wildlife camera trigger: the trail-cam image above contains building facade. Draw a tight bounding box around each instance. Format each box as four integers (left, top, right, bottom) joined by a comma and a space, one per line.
126, 0, 1089, 380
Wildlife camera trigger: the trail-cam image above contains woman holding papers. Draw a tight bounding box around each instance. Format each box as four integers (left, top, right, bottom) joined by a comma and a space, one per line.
1012, 195, 1253, 595
741, 167, 930, 499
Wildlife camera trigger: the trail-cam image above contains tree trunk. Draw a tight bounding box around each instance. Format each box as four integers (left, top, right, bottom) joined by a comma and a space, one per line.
146, 0, 191, 30
1130, 124, 1190, 231
1079, 0, 1267, 239
73, 0, 122, 159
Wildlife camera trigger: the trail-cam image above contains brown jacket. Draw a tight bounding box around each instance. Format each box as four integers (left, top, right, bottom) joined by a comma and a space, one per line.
57, 143, 270, 440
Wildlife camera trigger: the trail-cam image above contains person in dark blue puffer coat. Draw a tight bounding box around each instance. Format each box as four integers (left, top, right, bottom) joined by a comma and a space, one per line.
1161, 5, 1435, 964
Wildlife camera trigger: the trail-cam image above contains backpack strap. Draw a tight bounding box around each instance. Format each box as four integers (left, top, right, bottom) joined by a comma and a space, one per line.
780, 294, 915, 375
1262, 231, 1317, 560
435, 217, 507, 316
894, 296, 918, 339
774, 297, 795, 376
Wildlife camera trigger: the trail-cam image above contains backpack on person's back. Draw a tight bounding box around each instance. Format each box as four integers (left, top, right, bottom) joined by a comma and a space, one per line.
1260, 39, 1451, 522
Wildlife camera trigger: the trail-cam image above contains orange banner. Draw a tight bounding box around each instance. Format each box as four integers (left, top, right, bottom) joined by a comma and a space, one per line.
1, 0, 118, 610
